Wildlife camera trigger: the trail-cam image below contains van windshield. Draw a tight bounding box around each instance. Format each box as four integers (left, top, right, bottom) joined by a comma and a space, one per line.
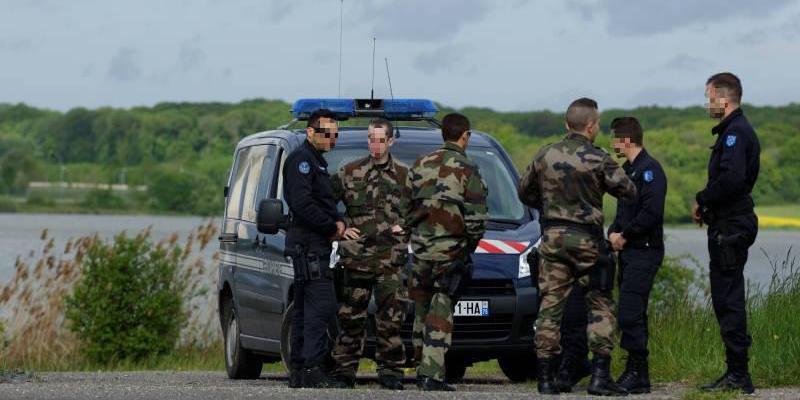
324, 144, 529, 223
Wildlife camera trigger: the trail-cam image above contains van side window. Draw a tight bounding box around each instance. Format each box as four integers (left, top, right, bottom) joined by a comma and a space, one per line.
226, 146, 251, 220
241, 145, 278, 222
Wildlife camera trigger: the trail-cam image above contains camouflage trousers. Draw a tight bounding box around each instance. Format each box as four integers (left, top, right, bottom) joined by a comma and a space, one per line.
535, 227, 617, 359
409, 256, 454, 382
331, 261, 408, 379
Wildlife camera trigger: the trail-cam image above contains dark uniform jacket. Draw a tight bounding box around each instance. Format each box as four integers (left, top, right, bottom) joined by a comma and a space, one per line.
609, 149, 667, 249
283, 139, 343, 253
696, 107, 761, 217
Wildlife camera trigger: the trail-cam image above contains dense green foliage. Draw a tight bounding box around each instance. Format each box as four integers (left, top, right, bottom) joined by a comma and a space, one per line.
1, 100, 798, 219
64, 232, 185, 364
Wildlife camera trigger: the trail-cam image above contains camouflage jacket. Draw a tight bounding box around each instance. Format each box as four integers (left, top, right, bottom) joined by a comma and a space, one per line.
409, 142, 489, 262
518, 132, 636, 228
331, 154, 412, 270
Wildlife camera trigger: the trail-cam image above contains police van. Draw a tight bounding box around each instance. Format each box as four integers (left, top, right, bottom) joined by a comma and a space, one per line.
217, 98, 543, 382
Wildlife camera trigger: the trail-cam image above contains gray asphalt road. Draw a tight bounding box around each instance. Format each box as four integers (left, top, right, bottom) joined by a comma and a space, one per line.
1, 372, 798, 400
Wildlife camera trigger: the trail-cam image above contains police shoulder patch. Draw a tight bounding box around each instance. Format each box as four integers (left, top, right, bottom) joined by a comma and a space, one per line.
643, 170, 654, 183
725, 135, 737, 147
298, 161, 311, 175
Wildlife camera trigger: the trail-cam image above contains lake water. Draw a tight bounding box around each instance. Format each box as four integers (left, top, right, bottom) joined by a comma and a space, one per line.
1, 213, 799, 289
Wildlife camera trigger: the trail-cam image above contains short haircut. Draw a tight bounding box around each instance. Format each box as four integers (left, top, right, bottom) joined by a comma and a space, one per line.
369, 117, 394, 138
610, 116, 643, 146
565, 97, 599, 131
307, 109, 336, 129
707, 72, 742, 104
441, 113, 470, 142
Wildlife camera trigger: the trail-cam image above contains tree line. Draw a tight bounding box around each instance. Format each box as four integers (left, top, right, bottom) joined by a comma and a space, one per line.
0, 100, 798, 221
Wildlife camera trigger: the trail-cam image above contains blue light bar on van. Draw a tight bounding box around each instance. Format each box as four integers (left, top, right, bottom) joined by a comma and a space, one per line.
290, 98, 438, 120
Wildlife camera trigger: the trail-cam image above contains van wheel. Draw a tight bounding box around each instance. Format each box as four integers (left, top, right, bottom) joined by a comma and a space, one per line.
223, 300, 263, 379
498, 354, 537, 382
281, 301, 339, 373
445, 355, 468, 383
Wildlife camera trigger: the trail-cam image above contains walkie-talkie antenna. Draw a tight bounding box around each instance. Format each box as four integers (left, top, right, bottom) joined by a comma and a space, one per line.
370, 37, 376, 100
385, 57, 400, 138
337, 0, 343, 97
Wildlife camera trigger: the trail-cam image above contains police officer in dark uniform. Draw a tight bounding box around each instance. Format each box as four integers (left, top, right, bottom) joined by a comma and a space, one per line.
607, 116, 667, 394
694, 72, 760, 394
283, 108, 346, 388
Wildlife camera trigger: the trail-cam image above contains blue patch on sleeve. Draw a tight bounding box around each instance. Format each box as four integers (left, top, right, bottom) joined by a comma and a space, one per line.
725, 135, 737, 147
298, 161, 311, 175
643, 170, 654, 183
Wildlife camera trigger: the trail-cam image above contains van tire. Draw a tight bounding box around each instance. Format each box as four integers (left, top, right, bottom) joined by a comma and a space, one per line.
498, 354, 537, 382
223, 300, 263, 379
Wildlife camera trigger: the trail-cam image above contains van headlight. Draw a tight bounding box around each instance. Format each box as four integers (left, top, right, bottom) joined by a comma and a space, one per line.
518, 238, 541, 278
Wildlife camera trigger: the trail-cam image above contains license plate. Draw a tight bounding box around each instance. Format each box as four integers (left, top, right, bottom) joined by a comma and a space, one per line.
454, 300, 489, 317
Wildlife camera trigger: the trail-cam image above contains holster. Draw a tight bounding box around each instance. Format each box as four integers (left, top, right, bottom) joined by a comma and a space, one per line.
293, 244, 332, 281
435, 256, 473, 300
589, 239, 616, 292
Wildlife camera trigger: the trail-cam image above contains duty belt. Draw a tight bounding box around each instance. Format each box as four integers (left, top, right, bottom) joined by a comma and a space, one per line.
540, 218, 603, 238
712, 196, 755, 220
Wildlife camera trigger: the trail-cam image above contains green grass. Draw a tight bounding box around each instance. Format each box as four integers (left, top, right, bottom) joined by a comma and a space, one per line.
756, 204, 800, 218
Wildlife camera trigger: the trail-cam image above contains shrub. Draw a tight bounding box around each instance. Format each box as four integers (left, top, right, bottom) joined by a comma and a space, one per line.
65, 230, 185, 363
81, 189, 126, 211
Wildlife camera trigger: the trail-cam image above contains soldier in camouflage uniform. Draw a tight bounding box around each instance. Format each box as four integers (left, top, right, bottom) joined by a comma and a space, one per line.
518, 98, 635, 396
329, 118, 412, 390
409, 113, 488, 391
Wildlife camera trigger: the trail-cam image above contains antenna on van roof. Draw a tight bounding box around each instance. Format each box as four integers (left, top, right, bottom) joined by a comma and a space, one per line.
370, 37, 376, 100
385, 57, 400, 138
338, 0, 344, 98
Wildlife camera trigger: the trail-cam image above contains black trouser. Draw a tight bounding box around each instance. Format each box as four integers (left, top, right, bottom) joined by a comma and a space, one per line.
290, 255, 337, 370
618, 247, 663, 357
707, 213, 757, 369
560, 282, 589, 361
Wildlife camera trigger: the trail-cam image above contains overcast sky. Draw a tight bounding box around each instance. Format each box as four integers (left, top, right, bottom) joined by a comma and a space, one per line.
2, 0, 799, 112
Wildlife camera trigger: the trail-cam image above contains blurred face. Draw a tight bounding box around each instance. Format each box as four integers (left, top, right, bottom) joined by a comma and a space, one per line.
705, 84, 728, 119
612, 135, 635, 158
367, 125, 393, 159
306, 117, 338, 152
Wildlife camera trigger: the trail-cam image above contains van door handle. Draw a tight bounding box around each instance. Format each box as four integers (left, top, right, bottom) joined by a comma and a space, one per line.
218, 233, 238, 243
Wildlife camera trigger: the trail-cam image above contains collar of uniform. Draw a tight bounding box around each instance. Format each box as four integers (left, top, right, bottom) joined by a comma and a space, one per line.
442, 141, 466, 155
712, 107, 743, 136
303, 139, 328, 167
565, 132, 591, 143
365, 153, 397, 174
630, 148, 649, 171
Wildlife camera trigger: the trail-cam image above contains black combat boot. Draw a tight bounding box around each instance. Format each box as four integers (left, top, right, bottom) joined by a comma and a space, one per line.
330, 373, 356, 389
587, 354, 629, 396
701, 352, 754, 394
378, 372, 404, 390
302, 365, 341, 388
416, 376, 455, 391
537, 357, 560, 395
288, 368, 303, 388
616, 353, 651, 394
555, 355, 591, 393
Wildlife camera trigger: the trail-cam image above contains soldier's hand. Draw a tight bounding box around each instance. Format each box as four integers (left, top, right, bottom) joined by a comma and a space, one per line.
343, 227, 361, 240
692, 202, 703, 227
391, 224, 405, 236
